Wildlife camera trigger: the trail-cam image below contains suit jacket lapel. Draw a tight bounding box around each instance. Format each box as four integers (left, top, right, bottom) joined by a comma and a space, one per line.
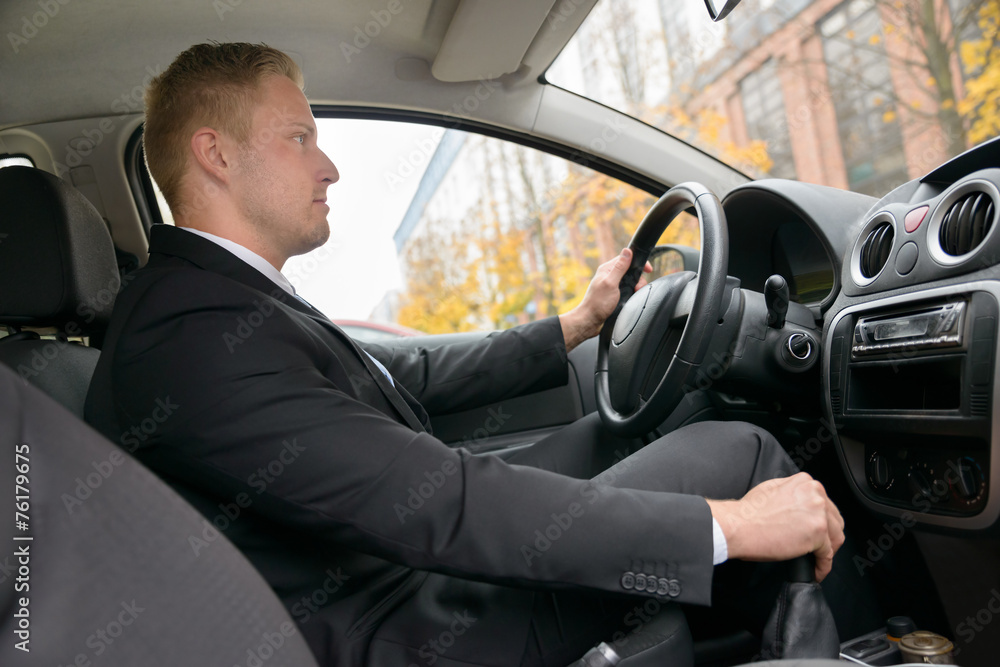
286, 294, 429, 434
147, 225, 427, 433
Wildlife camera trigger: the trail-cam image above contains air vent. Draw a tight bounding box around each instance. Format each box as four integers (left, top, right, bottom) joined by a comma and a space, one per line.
939, 191, 995, 256
970, 391, 989, 416
859, 222, 894, 279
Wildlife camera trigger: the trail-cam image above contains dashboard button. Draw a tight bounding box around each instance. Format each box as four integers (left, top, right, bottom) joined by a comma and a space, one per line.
972, 362, 991, 386
971, 343, 991, 365
904, 206, 928, 233
843, 637, 890, 660
974, 316, 995, 341
895, 241, 918, 275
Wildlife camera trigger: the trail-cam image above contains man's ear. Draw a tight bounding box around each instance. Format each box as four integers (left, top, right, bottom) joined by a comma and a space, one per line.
190, 127, 232, 183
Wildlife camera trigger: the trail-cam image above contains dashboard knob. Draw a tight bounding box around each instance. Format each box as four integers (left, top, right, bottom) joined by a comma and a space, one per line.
868, 453, 892, 489
908, 468, 934, 501
953, 458, 981, 500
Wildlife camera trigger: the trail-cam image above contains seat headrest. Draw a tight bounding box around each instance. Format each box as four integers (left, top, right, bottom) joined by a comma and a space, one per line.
0, 166, 119, 334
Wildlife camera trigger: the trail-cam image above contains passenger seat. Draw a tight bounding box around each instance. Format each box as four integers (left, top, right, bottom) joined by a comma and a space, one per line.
0, 362, 322, 666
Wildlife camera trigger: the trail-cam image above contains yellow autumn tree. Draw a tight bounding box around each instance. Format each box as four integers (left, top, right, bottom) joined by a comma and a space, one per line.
396, 215, 485, 334
960, 0, 1000, 144
396, 157, 698, 333
654, 104, 774, 178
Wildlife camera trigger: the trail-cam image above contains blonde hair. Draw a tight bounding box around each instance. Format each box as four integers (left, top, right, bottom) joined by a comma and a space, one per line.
143, 42, 303, 213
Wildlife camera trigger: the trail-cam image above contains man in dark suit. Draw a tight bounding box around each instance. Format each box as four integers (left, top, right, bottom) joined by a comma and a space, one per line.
86, 43, 844, 666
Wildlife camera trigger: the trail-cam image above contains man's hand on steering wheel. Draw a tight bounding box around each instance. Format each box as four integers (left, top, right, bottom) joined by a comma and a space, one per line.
559, 248, 652, 353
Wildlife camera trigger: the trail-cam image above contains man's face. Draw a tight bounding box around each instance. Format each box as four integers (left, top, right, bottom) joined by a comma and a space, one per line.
233, 75, 339, 263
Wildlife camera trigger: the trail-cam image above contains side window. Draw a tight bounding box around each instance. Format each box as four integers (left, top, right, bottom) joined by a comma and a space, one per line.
387, 130, 702, 335
289, 119, 699, 338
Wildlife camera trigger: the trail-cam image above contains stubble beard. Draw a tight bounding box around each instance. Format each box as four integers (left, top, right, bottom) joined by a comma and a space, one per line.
237, 145, 330, 260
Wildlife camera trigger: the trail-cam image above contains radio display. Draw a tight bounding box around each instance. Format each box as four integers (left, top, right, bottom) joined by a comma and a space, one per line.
853, 301, 964, 356
872, 318, 930, 341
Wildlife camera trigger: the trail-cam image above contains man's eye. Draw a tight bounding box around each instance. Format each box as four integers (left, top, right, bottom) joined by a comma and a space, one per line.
294, 135, 305, 145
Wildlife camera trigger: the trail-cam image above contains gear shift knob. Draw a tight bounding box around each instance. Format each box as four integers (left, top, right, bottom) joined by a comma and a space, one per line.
765, 275, 789, 329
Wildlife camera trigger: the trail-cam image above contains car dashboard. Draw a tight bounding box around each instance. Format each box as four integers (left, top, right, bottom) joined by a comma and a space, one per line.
722, 136, 1000, 535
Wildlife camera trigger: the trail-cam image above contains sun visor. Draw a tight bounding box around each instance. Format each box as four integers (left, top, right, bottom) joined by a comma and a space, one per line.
431, 0, 558, 82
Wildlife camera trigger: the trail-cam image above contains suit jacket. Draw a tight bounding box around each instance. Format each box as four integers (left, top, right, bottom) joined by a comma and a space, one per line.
85, 225, 714, 665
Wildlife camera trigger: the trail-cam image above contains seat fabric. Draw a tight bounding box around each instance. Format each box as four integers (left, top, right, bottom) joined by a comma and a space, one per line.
0, 363, 322, 666
0, 166, 120, 416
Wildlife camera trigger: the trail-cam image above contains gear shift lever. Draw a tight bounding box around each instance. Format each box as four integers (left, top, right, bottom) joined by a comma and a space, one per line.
764, 275, 789, 329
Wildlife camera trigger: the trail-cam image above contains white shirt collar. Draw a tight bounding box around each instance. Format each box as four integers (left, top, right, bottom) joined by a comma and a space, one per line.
178, 227, 296, 296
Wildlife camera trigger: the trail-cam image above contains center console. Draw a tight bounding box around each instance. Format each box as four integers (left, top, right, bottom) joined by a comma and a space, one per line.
825, 281, 1000, 530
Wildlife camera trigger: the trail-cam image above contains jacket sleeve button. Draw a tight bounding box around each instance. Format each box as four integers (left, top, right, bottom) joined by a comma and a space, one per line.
621, 572, 635, 590
634, 573, 648, 591
656, 577, 670, 596
667, 579, 681, 598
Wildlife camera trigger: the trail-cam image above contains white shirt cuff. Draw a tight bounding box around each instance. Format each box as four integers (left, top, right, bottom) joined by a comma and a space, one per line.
711, 517, 728, 565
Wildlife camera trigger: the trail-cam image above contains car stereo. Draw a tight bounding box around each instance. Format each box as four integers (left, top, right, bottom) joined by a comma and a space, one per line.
851, 301, 964, 357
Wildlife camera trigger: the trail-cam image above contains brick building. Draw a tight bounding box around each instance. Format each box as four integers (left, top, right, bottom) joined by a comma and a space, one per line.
665, 0, 980, 196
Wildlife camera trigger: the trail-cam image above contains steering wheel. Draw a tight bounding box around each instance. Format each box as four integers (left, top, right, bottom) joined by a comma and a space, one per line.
596, 182, 730, 437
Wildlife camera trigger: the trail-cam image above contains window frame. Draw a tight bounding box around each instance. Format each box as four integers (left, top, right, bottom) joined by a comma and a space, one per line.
124, 125, 165, 235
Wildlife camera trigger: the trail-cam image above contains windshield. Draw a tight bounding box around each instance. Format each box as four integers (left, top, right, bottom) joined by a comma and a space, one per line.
547, 0, 995, 197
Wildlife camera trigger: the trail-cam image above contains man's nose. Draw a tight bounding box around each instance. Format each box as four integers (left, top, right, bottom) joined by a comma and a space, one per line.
318, 148, 339, 184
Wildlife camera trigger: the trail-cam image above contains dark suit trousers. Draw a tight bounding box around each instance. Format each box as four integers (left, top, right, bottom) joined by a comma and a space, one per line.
508, 416, 797, 666
373, 416, 797, 667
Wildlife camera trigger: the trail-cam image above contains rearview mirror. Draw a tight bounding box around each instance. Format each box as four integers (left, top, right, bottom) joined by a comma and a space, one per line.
703, 0, 742, 21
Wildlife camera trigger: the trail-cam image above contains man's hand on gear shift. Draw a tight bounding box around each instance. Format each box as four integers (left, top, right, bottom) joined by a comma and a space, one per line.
707, 472, 846, 581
